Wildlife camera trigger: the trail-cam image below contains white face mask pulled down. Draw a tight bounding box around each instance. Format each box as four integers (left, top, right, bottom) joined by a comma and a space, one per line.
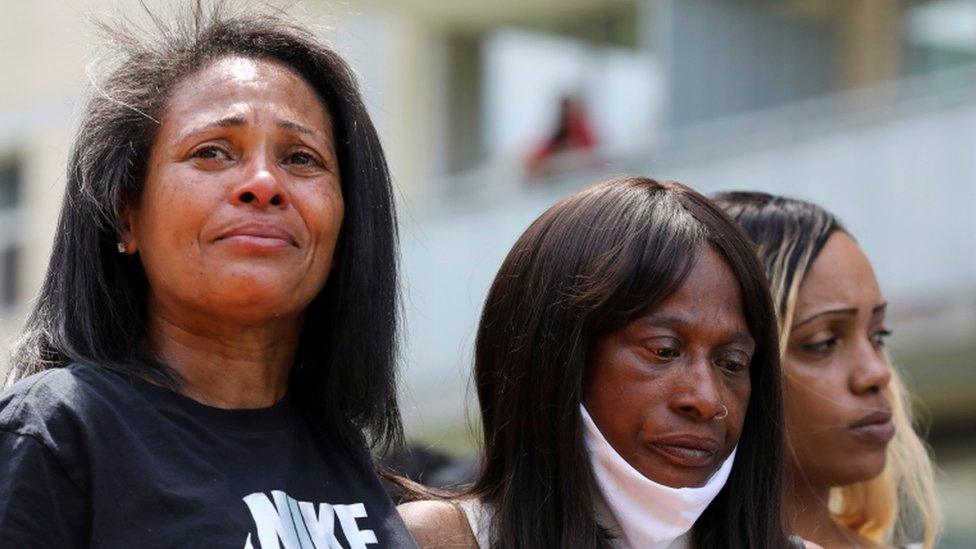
581, 405, 736, 549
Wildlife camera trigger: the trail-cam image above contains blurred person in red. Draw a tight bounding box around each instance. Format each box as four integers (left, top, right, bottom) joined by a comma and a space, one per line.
526, 94, 597, 176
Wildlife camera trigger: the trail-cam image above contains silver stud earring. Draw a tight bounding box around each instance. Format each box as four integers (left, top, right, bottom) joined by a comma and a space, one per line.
117, 242, 127, 254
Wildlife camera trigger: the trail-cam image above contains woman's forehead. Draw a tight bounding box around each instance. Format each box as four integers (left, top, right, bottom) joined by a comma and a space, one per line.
161, 56, 331, 133
797, 232, 882, 315
632, 246, 754, 342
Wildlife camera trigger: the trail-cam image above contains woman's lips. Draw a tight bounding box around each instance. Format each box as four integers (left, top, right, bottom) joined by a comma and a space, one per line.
647, 435, 721, 468
849, 411, 895, 446
215, 223, 297, 250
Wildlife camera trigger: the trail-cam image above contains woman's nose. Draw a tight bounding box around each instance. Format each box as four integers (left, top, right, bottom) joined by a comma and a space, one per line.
849, 339, 892, 395
670, 357, 725, 421
231, 159, 288, 209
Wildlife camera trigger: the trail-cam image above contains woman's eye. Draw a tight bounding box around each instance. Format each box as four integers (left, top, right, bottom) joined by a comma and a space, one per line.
652, 347, 679, 360
802, 337, 838, 355
192, 146, 228, 160
285, 151, 321, 167
717, 351, 750, 373
870, 329, 892, 348
718, 359, 748, 373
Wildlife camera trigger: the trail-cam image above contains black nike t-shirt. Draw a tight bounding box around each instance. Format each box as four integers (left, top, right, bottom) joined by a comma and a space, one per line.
0, 363, 417, 548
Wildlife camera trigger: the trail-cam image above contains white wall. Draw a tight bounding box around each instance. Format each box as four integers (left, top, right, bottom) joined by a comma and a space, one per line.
482, 28, 663, 160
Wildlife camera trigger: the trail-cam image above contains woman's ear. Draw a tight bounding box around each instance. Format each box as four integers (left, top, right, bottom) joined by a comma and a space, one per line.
118, 193, 139, 255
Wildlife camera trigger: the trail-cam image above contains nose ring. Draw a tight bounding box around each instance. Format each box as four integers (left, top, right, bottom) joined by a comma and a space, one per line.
715, 405, 729, 420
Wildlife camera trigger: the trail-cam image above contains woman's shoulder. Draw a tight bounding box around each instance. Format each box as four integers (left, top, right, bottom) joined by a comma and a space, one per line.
397, 498, 481, 548
0, 363, 130, 441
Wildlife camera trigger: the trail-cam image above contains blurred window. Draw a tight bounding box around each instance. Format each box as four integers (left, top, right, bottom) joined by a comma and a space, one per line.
443, 3, 640, 176
0, 155, 23, 309
905, 0, 976, 74
0, 157, 20, 210
1, 245, 19, 308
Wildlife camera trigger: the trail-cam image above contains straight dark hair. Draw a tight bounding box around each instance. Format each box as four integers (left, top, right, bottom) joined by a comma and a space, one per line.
469, 177, 790, 548
711, 191, 842, 321
8, 2, 402, 454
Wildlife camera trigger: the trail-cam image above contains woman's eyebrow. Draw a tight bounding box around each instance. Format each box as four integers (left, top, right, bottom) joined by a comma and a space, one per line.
637, 313, 754, 346
638, 312, 691, 329
175, 115, 247, 142
277, 119, 336, 156
795, 301, 888, 328
794, 307, 856, 328
728, 331, 756, 348
173, 116, 335, 156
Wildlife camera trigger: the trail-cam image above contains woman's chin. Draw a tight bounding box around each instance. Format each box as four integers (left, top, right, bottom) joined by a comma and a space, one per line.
822, 451, 888, 488
850, 453, 888, 484
632, 451, 720, 489
194, 284, 315, 324
198, 266, 324, 308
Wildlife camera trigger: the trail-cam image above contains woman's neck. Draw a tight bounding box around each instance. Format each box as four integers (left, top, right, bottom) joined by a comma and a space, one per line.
145, 300, 302, 409
783, 466, 877, 548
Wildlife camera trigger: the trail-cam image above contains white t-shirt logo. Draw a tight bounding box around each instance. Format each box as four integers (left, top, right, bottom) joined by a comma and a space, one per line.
243, 490, 378, 549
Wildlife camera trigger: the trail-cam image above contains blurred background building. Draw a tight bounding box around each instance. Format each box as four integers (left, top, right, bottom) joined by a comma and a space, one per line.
1, 0, 974, 544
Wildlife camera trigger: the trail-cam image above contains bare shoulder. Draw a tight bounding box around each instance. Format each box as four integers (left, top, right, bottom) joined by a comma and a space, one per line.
397, 500, 478, 549
789, 536, 825, 549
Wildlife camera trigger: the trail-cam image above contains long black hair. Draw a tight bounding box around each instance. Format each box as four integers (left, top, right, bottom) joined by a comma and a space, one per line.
469, 177, 789, 548
8, 2, 402, 454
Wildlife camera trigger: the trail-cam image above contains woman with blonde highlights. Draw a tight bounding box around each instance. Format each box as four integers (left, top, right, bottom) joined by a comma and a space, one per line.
714, 192, 941, 548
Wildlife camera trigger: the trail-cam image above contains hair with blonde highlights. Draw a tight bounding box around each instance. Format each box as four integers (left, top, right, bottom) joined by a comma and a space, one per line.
714, 191, 941, 548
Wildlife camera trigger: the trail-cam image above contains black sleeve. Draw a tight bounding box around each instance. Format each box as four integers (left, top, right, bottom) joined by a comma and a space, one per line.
0, 430, 89, 547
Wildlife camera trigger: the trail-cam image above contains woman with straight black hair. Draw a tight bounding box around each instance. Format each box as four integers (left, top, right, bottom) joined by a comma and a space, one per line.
0, 4, 416, 547
399, 177, 798, 548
